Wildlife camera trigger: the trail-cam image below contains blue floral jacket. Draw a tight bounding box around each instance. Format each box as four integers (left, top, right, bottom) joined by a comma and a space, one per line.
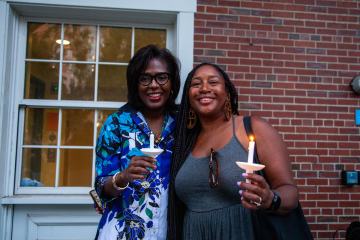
95, 103, 176, 240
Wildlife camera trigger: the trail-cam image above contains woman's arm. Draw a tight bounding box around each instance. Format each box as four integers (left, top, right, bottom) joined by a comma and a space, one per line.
238, 116, 298, 215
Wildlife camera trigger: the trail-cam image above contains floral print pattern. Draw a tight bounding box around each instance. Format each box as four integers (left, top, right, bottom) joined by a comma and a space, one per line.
95, 103, 176, 240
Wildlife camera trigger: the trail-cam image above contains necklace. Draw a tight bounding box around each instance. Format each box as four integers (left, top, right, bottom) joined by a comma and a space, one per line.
144, 110, 169, 144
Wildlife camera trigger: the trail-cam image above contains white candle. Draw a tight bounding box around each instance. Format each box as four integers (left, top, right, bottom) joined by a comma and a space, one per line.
150, 133, 154, 149
247, 136, 255, 164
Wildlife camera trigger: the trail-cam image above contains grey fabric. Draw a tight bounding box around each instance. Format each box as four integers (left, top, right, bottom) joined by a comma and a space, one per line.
175, 116, 254, 240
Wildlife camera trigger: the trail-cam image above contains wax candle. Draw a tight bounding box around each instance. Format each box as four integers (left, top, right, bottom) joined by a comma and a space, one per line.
247, 136, 255, 164
150, 132, 154, 149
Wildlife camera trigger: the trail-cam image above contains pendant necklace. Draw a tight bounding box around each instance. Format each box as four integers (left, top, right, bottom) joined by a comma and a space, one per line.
144, 110, 169, 144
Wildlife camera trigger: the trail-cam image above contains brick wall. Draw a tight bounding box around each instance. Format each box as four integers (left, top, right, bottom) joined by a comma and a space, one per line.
194, 0, 360, 239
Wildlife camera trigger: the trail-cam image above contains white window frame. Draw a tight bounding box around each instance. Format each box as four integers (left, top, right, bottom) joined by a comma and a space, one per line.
14, 17, 176, 195
0, 0, 194, 203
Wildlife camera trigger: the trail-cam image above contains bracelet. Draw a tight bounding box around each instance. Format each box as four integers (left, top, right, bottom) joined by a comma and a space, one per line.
112, 172, 129, 190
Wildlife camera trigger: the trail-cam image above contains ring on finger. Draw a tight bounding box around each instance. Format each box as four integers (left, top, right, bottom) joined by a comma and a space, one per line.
253, 197, 262, 207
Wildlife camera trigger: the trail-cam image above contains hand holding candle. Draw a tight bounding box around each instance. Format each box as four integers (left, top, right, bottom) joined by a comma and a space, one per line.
236, 135, 265, 183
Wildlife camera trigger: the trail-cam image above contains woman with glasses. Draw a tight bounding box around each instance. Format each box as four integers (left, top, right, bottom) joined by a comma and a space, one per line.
167, 63, 299, 240
94, 45, 180, 240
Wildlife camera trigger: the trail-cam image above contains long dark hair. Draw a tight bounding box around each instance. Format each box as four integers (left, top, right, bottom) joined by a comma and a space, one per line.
167, 63, 239, 239
126, 45, 181, 114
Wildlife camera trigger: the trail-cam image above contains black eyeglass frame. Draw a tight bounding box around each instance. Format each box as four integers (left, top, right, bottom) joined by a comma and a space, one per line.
138, 72, 171, 86
209, 148, 218, 188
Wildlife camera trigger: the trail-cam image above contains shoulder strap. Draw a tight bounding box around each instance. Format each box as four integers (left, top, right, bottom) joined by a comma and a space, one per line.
242, 116, 264, 177
232, 115, 236, 136
243, 116, 253, 137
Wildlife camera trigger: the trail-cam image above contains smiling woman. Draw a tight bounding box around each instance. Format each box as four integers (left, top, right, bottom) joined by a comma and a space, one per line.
94, 45, 180, 240
167, 63, 303, 240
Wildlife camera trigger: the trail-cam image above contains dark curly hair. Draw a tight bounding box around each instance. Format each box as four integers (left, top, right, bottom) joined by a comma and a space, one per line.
167, 63, 239, 239
126, 45, 181, 114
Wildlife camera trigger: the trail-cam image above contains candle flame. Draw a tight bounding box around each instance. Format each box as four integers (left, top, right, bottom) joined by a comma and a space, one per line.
250, 136, 254, 141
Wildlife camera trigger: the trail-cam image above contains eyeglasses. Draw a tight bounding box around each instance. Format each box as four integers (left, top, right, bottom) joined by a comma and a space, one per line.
209, 148, 218, 188
138, 72, 170, 86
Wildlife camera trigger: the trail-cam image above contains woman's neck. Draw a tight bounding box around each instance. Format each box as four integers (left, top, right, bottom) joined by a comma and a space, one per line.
142, 107, 166, 135
198, 113, 228, 134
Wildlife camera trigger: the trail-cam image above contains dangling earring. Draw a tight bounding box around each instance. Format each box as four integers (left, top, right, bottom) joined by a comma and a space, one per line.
224, 100, 232, 121
169, 90, 173, 99
187, 108, 197, 129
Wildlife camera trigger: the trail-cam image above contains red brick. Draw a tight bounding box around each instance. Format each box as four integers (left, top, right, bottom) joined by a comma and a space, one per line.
206, 6, 228, 14
195, 14, 216, 21
227, 51, 249, 58
295, 12, 316, 20
284, 19, 304, 27
317, 201, 339, 208
295, 41, 315, 48
218, 43, 239, 50
317, 142, 337, 148
308, 178, 328, 185
251, 52, 272, 59
228, 65, 251, 73
295, 55, 316, 62
273, 53, 294, 61
206, 35, 228, 42
194, 42, 216, 49
195, 28, 212, 34
297, 171, 318, 178
328, 7, 348, 14
241, 1, 262, 9
296, 27, 316, 34
285, 4, 307, 11
229, 23, 250, 30
338, 16, 358, 23
273, 11, 293, 18
218, 0, 240, 7
251, 24, 273, 31
317, 14, 336, 21
306, 134, 327, 141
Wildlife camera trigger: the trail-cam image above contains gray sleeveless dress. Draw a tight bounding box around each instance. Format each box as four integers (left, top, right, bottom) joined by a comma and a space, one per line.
175, 117, 254, 240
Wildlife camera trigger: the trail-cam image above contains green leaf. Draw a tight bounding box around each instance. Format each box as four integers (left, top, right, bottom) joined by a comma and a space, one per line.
145, 208, 153, 219
122, 198, 127, 208
123, 140, 129, 149
114, 212, 124, 220
102, 149, 108, 158
139, 195, 145, 206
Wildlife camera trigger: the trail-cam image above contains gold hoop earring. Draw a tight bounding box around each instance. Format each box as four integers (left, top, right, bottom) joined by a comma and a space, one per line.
224, 100, 232, 121
187, 108, 197, 129
169, 90, 173, 99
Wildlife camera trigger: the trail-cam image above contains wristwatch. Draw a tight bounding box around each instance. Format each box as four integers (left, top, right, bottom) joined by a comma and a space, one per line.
263, 190, 281, 213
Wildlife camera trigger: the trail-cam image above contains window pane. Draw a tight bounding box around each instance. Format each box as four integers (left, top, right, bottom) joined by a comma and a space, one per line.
24, 108, 59, 146
21, 148, 57, 187
97, 110, 115, 138
26, 23, 61, 60
61, 109, 94, 146
134, 28, 166, 54
63, 25, 97, 62
99, 26, 132, 63
97, 65, 127, 102
24, 62, 59, 100
58, 149, 92, 187
61, 63, 95, 101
